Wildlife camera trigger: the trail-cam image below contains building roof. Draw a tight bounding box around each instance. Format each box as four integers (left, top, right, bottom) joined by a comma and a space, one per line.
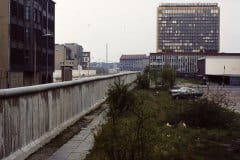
159, 3, 218, 7
150, 52, 219, 56
198, 53, 240, 60
120, 54, 148, 60
150, 52, 240, 56
50, 0, 56, 4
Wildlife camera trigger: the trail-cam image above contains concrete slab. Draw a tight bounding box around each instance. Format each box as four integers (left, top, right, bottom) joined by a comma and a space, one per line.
47, 107, 108, 160
66, 153, 82, 160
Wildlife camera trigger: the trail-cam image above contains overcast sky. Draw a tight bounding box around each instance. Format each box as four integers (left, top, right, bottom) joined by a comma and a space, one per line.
54, 0, 240, 62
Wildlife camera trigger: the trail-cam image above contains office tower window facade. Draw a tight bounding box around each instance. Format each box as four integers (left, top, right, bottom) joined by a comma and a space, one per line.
0, 0, 55, 88
157, 3, 220, 53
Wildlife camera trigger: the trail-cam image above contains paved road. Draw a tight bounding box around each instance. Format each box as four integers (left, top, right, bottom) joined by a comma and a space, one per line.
178, 83, 240, 112
205, 86, 240, 112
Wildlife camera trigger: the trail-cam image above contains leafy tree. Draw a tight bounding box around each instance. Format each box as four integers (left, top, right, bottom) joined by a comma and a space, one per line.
144, 66, 160, 85
160, 63, 176, 89
142, 65, 176, 89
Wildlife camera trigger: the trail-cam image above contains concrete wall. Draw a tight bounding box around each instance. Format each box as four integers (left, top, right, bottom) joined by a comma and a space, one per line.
0, 72, 138, 160
53, 70, 97, 82
72, 70, 97, 77
61, 67, 73, 81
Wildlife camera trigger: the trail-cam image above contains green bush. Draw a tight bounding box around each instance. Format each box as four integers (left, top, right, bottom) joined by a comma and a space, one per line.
166, 98, 239, 129
136, 74, 150, 89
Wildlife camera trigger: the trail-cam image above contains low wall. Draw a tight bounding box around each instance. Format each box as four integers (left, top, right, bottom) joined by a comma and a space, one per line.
0, 72, 138, 160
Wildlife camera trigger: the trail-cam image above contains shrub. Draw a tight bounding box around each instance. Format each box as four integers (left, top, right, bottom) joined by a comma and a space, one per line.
136, 74, 150, 89
166, 98, 239, 129
107, 79, 135, 114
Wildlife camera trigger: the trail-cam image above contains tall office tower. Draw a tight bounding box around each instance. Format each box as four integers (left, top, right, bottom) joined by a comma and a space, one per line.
0, 0, 55, 89
157, 3, 220, 53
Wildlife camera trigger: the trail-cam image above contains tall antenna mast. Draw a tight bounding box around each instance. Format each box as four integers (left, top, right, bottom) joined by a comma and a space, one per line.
106, 43, 108, 67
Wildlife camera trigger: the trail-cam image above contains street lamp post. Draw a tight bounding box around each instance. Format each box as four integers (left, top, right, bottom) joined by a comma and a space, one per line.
43, 0, 53, 83
222, 65, 226, 87
46, 0, 49, 83
34, 39, 37, 84
32, 1, 52, 85
42, 33, 52, 83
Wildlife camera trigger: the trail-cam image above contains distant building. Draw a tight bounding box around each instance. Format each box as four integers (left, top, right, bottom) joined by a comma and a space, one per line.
120, 54, 149, 71
198, 54, 240, 85
55, 44, 74, 70
81, 52, 91, 69
90, 62, 120, 74
150, 52, 217, 75
65, 43, 83, 69
157, 3, 220, 53
0, 0, 55, 89
64, 43, 91, 70
152, 3, 221, 77
90, 62, 120, 69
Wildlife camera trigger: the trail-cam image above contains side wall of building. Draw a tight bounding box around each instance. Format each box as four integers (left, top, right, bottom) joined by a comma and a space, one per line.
55, 45, 65, 70
0, 0, 10, 88
205, 57, 240, 76
198, 56, 240, 85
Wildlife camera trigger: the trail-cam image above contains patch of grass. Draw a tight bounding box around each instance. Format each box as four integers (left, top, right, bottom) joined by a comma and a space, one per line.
166, 99, 239, 129
86, 90, 240, 160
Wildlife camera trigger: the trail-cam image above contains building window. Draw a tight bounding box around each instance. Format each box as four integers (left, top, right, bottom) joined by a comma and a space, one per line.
25, 28, 30, 43
25, 6, 30, 20
33, 9, 37, 22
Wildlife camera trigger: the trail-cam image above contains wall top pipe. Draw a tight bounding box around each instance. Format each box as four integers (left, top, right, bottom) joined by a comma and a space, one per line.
0, 72, 139, 98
